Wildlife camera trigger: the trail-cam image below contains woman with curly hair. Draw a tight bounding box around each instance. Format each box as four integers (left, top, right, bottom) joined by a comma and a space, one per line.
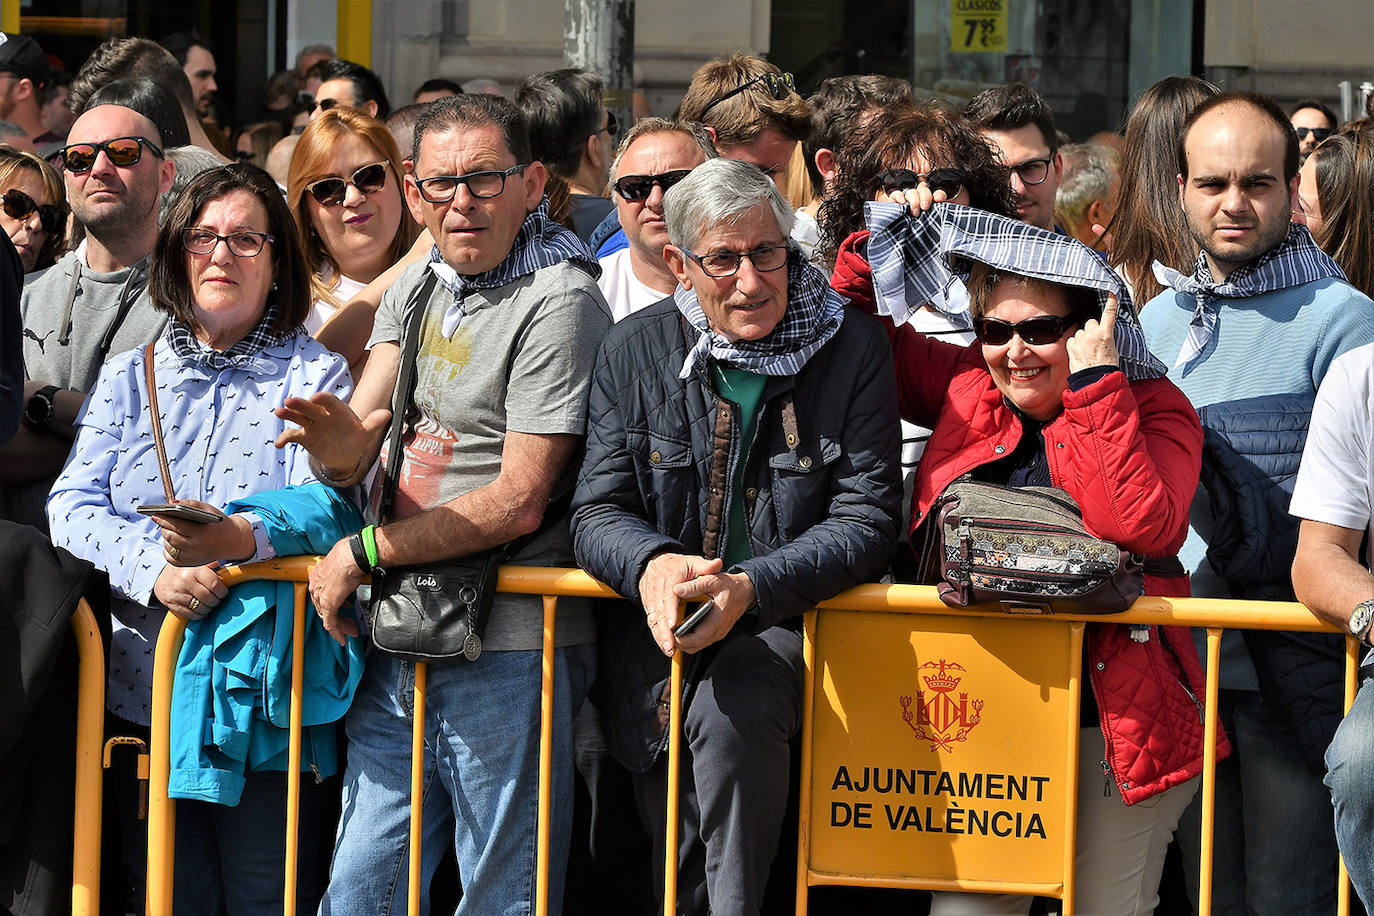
824, 103, 1014, 577
818, 101, 1014, 269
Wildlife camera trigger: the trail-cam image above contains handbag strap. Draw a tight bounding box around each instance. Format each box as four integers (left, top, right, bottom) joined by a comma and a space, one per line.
143, 341, 176, 503
375, 271, 440, 525
374, 271, 572, 557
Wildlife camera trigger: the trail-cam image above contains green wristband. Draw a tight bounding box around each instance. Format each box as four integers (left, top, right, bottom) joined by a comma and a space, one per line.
361, 524, 379, 569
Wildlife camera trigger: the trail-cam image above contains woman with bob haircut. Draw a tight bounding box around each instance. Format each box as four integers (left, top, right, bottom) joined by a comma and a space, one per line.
287, 106, 418, 334
0, 144, 67, 272
48, 163, 353, 914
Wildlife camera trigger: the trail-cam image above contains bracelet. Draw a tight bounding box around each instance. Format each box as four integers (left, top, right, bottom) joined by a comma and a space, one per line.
347, 533, 372, 573
360, 524, 380, 569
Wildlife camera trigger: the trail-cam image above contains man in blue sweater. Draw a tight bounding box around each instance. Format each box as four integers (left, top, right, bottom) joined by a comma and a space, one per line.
1141, 91, 1374, 916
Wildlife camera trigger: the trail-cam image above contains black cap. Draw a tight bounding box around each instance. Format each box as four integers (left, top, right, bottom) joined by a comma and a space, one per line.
0, 33, 50, 88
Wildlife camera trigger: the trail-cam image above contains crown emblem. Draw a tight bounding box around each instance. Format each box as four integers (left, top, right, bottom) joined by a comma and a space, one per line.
900, 658, 983, 752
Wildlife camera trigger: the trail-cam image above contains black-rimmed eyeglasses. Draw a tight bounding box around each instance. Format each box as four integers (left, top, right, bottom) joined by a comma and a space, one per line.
182, 228, 275, 257
699, 71, 796, 121
1008, 156, 1054, 186
682, 244, 789, 278
415, 164, 526, 203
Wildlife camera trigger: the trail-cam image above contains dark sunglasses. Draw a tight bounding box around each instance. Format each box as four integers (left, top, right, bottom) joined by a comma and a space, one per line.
699, 71, 796, 121
1294, 126, 1333, 143
312, 97, 344, 114
1, 189, 61, 234
972, 314, 1074, 347
876, 167, 966, 199
59, 136, 164, 173
305, 162, 389, 206
613, 169, 692, 201
593, 110, 619, 140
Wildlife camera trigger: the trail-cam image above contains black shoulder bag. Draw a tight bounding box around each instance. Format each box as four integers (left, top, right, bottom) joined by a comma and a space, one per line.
366, 274, 569, 664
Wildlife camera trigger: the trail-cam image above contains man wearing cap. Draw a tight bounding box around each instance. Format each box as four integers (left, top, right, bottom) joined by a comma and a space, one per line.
0, 32, 55, 151
0, 98, 175, 531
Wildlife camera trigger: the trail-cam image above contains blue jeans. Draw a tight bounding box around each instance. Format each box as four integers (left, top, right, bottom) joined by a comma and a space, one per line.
319, 645, 594, 916
1326, 677, 1374, 911
1176, 689, 1337, 915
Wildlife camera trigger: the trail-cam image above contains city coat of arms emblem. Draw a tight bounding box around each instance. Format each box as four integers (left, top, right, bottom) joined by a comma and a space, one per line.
900, 659, 984, 752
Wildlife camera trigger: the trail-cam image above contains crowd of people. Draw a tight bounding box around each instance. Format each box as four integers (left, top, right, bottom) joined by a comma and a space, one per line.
4, 23, 1374, 916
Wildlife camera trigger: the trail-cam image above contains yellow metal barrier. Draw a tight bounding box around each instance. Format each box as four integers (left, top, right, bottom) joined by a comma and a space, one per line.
71, 599, 106, 916
136, 563, 1358, 915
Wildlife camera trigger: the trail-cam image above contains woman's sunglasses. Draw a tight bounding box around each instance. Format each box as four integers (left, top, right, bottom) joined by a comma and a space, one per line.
305, 162, 389, 206
876, 167, 966, 199
972, 314, 1074, 347
2, 189, 61, 234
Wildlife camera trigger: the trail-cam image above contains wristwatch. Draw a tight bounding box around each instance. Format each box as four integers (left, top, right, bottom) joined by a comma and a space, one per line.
22, 385, 58, 428
1348, 598, 1374, 646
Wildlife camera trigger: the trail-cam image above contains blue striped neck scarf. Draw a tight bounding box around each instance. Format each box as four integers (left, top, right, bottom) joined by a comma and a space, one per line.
167, 302, 293, 373
864, 201, 1166, 381
1153, 223, 1345, 372
675, 246, 845, 380
428, 198, 600, 337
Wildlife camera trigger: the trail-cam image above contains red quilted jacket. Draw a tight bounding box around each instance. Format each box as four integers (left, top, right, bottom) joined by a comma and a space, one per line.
834, 231, 1231, 805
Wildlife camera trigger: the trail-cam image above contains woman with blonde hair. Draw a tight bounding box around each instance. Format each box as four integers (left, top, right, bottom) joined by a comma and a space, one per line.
287, 107, 418, 334
0, 144, 67, 272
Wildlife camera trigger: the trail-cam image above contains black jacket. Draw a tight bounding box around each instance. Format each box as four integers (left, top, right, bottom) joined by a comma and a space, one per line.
571, 299, 902, 770
1198, 392, 1342, 776
0, 521, 108, 916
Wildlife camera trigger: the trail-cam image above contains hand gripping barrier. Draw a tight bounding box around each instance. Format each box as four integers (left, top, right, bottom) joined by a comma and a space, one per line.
132, 561, 1358, 916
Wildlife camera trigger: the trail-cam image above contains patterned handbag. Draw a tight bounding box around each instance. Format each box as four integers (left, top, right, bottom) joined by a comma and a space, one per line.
928, 479, 1144, 614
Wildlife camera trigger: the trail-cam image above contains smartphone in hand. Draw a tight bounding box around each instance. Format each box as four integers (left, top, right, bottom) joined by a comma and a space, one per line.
674, 599, 715, 637
136, 503, 224, 524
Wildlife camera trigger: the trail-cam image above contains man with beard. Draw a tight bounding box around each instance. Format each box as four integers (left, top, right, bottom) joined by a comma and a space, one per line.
1, 101, 175, 530
1141, 91, 1374, 916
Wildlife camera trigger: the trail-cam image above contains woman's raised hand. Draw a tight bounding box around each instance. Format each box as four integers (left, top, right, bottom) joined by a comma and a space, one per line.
275, 391, 390, 478
1066, 292, 1121, 374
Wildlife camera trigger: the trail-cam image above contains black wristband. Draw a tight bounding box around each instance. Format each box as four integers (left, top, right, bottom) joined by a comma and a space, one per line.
347, 533, 372, 573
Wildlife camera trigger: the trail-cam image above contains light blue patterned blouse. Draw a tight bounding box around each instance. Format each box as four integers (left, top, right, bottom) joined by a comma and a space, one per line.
48, 327, 352, 724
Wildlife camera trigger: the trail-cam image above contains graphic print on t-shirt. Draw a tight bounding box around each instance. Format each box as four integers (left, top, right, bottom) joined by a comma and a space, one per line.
390, 315, 474, 518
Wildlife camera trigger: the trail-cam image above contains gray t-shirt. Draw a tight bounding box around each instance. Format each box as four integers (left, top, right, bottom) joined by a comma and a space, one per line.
368, 257, 611, 650
5, 249, 167, 530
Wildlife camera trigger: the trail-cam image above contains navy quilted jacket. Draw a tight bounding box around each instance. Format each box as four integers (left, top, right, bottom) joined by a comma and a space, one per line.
571, 299, 902, 771
1199, 392, 1343, 776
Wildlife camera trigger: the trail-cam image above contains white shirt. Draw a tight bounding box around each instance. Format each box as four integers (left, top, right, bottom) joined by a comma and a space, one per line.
597, 248, 673, 322
305, 272, 367, 336
1291, 341, 1374, 553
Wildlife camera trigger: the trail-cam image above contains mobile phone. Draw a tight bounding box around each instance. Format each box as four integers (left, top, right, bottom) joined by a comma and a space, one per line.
137, 503, 224, 524
674, 599, 715, 637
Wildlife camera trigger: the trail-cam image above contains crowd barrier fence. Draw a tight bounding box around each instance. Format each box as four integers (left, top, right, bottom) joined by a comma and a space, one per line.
93, 559, 1358, 916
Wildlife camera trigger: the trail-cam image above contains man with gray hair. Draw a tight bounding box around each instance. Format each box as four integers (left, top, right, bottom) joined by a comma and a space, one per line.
571, 156, 901, 914
597, 117, 716, 320
1054, 141, 1120, 252
282, 92, 609, 914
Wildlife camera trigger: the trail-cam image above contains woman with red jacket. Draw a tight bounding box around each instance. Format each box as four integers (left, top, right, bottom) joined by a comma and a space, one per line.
850, 200, 1225, 915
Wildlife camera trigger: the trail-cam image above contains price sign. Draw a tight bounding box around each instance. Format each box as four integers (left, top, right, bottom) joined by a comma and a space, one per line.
951, 0, 1008, 53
